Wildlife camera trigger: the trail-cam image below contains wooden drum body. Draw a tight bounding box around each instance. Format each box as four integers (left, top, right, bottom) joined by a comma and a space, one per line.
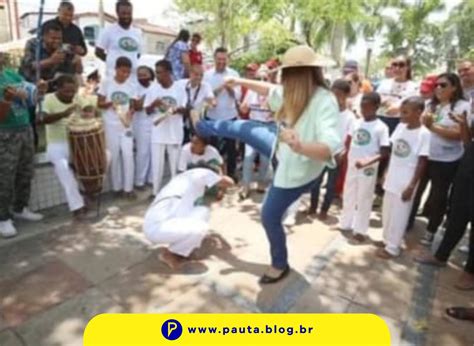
68, 119, 107, 195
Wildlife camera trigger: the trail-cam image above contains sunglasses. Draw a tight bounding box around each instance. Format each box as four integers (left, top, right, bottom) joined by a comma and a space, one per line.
392, 62, 407, 68
436, 82, 449, 89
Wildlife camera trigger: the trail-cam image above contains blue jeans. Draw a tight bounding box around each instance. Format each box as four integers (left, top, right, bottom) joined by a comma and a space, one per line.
262, 179, 317, 269
310, 166, 339, 213
242, 144, 270, 186
196, 119, 277, 159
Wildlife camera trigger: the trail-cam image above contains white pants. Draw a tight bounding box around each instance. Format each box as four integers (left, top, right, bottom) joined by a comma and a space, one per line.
151, 143, 181, 195
339, 167, 377, 235
133, 121, 152, 187
144, 206, 210, 257
105, 125, 134, 193
46, 142, 85, 212
382, 191, 413, 256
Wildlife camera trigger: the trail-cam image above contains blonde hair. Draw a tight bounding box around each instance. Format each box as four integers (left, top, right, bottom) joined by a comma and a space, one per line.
276, 66, 326, 126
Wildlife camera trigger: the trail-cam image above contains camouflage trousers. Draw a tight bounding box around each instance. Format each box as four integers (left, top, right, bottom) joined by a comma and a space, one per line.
0, 127, 35, 221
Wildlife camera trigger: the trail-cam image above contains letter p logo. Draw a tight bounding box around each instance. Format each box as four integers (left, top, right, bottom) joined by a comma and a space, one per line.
161, 319, 183, 341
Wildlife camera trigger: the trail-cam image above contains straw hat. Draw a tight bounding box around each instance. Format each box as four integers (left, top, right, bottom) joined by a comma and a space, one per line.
279, 45, 334, 69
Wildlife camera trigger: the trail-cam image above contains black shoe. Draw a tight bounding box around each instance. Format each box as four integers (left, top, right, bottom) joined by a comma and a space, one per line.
259, 266, 290, 285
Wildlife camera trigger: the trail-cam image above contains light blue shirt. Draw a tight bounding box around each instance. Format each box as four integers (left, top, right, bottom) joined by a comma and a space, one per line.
204, 67, 241, 120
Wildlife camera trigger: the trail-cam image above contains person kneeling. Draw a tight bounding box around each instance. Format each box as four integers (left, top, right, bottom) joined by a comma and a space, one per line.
143, 168, 234, 269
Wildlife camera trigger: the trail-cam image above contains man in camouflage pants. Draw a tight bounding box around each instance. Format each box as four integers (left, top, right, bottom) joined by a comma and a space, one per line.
0, 53, 44, 238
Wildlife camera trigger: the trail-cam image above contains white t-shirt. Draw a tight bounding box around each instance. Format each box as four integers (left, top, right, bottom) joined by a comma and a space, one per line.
144, 168, 221, 222
178, 143, 223, 172
175, 79, 214, 112
340, 109, 356, 142
243, 90, 273, 122
97, 23, 143, 77
144, 82, 185, 145
384, 123, 431, 196
428, 100, 471, 162
204, 68, 241, 120
377, 79, 418, 117
133, 83, 155, 127
98, 78, 138, 128
348, 118, 390, 176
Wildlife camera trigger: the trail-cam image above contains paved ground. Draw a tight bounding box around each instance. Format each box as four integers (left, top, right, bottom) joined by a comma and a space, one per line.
0, 187, 472, 346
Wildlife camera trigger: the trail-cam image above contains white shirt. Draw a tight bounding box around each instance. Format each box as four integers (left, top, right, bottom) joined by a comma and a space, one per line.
97, 23, 143, 77
178, 143, 223, 172
340, 109, 356, 142
377, 79, 418, 117
144, 82, 184, 145
243, 90, 273, 122
384, 123, 431, 196
133, 83, 154, 126
175, 79, 214, 112
348, 118, 390, 175
144, 168, 221, 222
428, 100, 471, 162
98, 78, 138, 128
204, 67, 241, 120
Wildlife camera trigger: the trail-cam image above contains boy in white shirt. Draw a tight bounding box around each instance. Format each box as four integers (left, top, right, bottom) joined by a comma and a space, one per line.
377, 97, 430, 259
339, 92, 390, 242
145, 60, 185, 196
98, 56, 138, 198
143, 168, 234, 269
178, 135, 223, 173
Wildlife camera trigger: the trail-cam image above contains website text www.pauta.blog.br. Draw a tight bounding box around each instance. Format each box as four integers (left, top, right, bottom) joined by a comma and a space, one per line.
185, 324, 314, 336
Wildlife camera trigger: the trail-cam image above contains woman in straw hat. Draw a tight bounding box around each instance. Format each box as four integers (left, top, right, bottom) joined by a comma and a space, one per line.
194, 45, 341, 284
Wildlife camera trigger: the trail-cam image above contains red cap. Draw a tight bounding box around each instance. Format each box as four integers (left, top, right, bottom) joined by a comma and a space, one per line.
420, 75, 437, 94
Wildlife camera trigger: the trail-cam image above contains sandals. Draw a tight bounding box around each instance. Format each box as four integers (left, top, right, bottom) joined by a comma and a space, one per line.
446, 307, 474, 321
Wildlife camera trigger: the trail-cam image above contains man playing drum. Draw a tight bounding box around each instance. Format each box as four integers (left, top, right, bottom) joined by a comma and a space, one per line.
39, 74, 96, 219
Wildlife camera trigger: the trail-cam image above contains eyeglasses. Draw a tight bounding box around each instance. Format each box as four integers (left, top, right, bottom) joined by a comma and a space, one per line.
436, 82, 449, 89
392, 62, 407, 68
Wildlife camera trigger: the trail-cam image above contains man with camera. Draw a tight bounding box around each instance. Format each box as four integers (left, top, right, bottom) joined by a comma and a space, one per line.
19, 22, 82, 91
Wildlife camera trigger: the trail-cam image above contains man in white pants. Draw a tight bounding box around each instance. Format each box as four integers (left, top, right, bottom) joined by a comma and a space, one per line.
143, 168, 234, 269
145, 60, 185, 196
40, 75, 92, 218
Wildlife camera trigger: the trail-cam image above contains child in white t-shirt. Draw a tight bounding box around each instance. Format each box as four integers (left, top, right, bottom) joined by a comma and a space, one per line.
178, 135, 223, 173
98, 57, 138, 198
377, 97, 430, 259
339, 92, 390, 242
145, 60, 185, 196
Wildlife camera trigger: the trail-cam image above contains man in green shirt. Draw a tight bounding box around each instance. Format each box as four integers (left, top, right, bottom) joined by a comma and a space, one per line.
0, 53, 44, 238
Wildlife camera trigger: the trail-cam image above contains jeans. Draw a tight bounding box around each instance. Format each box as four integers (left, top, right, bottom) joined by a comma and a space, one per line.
196, 119, 277, 159
262, 179, 317, 269
310, 166, 339, 213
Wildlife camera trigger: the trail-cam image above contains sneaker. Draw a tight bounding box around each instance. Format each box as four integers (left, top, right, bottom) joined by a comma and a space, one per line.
420, 231, 434, 246
0, 220, 17, 238
458, 245, 469, 254
13, 208, 43, 222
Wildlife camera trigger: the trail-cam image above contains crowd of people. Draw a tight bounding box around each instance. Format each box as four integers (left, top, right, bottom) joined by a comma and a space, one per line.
0, 0, 473, 320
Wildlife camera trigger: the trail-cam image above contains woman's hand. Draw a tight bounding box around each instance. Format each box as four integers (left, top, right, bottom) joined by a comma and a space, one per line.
224, 76, 238, 87
280, 128, 302, 153
422, 113, 435, 129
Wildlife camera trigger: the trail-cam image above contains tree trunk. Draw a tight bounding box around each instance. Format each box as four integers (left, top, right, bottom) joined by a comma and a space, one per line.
330, 22, 345, 67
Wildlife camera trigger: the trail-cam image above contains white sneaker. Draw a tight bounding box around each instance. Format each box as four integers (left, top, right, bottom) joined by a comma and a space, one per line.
458, 245, 469, 254
283, 214, 296, 227
0, 220, 17, 238
13, 208, 44, 222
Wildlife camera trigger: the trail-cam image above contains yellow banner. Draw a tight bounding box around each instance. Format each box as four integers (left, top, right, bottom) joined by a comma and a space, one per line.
84, 314, 390, 345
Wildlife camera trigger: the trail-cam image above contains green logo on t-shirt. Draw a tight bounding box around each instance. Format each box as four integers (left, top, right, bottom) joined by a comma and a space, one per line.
119, 37, 138, 52
159, 96, 177, 113
363, 167, 376, 177
393, 139, 412, 158
111, 91, 129, 105
353, 129, 371, 146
